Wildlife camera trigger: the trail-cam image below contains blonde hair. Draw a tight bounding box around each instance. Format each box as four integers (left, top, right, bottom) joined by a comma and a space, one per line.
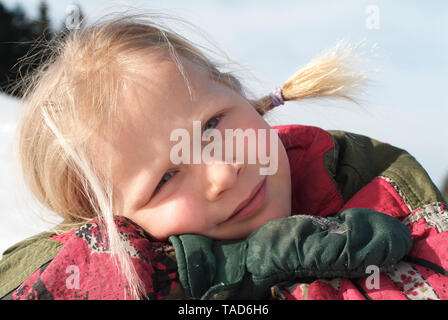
12, 11, 367, 299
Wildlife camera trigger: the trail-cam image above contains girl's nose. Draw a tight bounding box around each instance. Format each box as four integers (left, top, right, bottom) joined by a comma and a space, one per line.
202, 161, 244, 201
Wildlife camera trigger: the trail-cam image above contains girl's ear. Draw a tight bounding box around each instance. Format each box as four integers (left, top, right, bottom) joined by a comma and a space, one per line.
254, 40, 370, 115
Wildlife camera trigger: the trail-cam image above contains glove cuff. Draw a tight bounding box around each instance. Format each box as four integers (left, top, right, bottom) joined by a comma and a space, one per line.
169, 234, 248, 299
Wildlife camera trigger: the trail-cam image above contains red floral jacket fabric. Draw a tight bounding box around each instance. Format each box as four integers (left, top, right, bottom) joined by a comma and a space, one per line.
1, 124, 447, 300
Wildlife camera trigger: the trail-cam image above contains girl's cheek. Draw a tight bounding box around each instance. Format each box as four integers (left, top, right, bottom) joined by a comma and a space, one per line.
159, 197, 205, 234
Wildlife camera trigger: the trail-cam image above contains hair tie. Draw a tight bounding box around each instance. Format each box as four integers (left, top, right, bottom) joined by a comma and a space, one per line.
269, 88, 285, 107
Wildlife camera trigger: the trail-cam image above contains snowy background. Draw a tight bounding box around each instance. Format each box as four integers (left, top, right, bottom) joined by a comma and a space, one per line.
1, 0, 447, 256
0, 92, 63, 257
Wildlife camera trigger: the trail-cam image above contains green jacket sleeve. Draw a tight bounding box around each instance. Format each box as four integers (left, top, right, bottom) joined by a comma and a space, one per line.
0, 232, 61, 298
325, 131, 445, 207
169, 208, 412, 300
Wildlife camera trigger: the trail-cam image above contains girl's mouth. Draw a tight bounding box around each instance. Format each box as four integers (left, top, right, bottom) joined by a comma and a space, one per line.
225, 177, 267, 223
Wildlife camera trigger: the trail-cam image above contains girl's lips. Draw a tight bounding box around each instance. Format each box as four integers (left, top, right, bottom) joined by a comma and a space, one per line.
225, 177, 267, 223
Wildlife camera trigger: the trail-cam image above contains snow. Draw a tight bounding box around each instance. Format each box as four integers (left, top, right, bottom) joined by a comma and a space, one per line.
0, 93, 61, 257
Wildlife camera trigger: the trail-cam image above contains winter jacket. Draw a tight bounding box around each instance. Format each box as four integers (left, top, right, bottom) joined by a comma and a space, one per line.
1, 124, 447, 300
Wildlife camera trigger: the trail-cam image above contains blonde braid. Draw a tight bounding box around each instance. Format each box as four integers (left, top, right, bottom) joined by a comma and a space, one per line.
254, 40, 369, 115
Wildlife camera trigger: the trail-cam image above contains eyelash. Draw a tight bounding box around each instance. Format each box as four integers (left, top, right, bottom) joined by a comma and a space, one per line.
203, 113, 223, 135
153, 170, 179, 196
151, 113, 224, 197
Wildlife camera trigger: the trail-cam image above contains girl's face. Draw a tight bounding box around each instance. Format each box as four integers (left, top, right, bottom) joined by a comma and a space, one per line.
100, 53, 291, 240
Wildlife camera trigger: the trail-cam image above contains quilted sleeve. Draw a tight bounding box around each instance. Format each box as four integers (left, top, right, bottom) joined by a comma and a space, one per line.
2, 216, 183, 300
325, 130, 445, 208
277, 130, 448, 300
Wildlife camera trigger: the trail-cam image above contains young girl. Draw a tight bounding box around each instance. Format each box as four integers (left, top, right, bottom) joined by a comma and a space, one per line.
0, 12, 446, 300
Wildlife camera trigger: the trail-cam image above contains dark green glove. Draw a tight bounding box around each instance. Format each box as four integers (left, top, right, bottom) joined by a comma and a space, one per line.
169, 208, 413, 299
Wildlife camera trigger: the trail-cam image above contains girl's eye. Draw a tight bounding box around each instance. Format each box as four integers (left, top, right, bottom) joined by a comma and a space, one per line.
203, 114, 222, 136
153, 170, 178, 196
